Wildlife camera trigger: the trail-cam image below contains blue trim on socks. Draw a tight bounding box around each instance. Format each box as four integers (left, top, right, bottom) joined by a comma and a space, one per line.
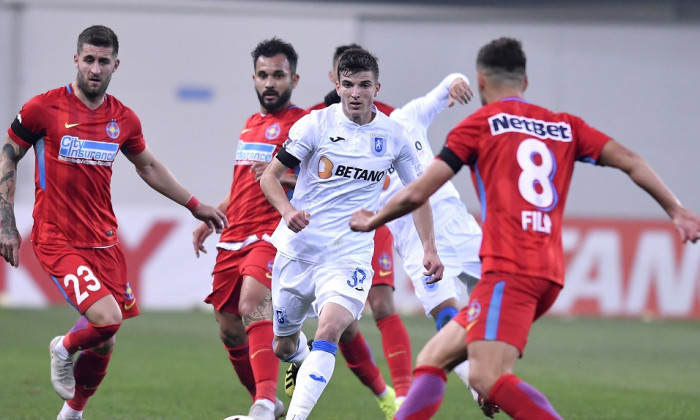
435, 306, 459, 331
311, 340, 337, 356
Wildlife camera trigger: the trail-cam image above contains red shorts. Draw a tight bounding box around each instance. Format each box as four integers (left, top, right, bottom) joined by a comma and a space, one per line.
457, 271, 561, 355
33, 243, 139, 319
371, 225, 394, 288
205, 241, 276, 314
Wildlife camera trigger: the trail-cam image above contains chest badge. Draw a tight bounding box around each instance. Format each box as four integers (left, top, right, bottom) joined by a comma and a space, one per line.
371, 134, 386, 157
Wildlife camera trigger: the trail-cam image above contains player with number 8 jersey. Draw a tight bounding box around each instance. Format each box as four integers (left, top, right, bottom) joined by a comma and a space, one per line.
444, 98, 609, 285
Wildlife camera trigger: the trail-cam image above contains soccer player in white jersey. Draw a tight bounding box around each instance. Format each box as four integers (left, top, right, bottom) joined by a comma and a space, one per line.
260, 48, 444, 420
382, 73, 491, 408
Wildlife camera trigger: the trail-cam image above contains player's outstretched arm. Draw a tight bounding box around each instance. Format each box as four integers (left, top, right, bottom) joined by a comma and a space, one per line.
124, 146, 228, 233
350, 159, 454, 232
0, 136, 28, 267
598, 139, 700, 243
260, 158, 309, 232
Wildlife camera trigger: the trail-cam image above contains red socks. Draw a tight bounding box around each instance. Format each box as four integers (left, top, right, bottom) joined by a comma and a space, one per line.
245, 320, 279, 404
63, 322, 121, 353
339, 331, 387, 395
489, 373, 563, 420
394, 365, 447, 420
67, 349, 112, 411
224, 342, 256, 400
376, 314, 412, 397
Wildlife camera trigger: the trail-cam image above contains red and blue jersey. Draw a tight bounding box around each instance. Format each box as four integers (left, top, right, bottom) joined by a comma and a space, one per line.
439, 98, 610, 285
7, 84, 146, 247
220, 105, 307, 242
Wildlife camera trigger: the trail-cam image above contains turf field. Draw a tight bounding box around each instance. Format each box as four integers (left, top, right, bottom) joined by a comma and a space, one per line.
1, 307, 699, 419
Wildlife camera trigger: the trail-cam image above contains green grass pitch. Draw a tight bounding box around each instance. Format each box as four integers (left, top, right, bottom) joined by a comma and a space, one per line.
1, 307, 699, 419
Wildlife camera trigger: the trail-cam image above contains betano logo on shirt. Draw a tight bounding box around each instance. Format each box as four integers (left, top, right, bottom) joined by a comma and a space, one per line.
58, 135, 118, 166
317, 155, 385, 182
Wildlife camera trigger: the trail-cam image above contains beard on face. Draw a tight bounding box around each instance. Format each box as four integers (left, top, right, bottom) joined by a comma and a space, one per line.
76, 71, 109, 101
257, 86, 292, 113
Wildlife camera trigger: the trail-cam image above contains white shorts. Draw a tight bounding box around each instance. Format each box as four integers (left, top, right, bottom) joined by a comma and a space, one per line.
271, 253, 373, 337
395, 197, 482, 316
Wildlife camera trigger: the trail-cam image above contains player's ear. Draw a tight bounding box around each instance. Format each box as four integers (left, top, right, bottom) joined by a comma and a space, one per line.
375, 81, 381, 97
113, 58, 120, 72
522, 74, 529, 92
477, 72, 486, 92
292, 73, 300, 89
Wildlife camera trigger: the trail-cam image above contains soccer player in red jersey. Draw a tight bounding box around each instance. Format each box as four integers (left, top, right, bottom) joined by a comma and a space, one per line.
192, 37, 305, 420
0, 25, 227, 420
304, 43, 412, 416
351, 37, 700, 420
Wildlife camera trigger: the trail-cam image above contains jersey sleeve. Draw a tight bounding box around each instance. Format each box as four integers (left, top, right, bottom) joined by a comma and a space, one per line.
283, 113, 317, 162
119, 109, 147, 155
569, 115, 611, 164
393, 126, 423, 186
7, 96, 47, 149
441, 113, 482, 168
393, 73, 467, 130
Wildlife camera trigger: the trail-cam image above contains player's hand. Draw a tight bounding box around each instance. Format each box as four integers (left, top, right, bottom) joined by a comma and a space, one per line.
422, 249, 444, 283
672, 206, 700, 243
192, 222, 214, 258
284, 209, 310, 232
349, 208, 375, 232
250, 161, 270, 183
191, 203, 229, 234
447, 77, 474, 107
0, 226, 21, 268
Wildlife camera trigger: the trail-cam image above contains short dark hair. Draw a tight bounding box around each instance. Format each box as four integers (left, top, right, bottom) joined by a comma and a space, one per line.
77, 25, 119, 55
477, 37, 526, 83
337, 48, 379, 81
251, 37, 298, 74
333, 43, 362, 64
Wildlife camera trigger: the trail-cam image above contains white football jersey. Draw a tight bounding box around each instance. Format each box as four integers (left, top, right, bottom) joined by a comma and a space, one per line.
380, 73, 480, 254
270, 103, 423, 264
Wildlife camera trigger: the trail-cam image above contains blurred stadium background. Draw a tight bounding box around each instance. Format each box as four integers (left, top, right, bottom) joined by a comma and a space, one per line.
1, 0, 699, 318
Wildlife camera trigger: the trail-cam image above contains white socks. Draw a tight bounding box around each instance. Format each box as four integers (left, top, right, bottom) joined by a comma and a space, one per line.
453, 360, 479, 401
286, 347, 336, 419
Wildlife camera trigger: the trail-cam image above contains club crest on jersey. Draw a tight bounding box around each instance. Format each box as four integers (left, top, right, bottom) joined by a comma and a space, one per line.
105, 120, 120, 139
265, 123, 281, 140
371, 134, 386, 157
